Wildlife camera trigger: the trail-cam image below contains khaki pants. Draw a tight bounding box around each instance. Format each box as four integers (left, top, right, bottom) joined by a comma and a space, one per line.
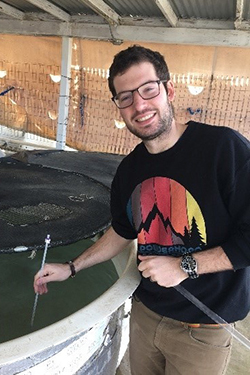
129, 297, 232, 375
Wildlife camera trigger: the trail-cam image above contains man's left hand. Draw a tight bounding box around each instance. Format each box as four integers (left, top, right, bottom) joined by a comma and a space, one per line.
138, 255, 188, 287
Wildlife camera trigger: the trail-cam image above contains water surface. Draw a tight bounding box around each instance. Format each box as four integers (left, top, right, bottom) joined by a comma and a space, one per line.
0, 239, 118, 343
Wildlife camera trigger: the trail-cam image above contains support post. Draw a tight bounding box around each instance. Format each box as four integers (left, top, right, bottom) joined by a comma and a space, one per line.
56, 37, 72, 150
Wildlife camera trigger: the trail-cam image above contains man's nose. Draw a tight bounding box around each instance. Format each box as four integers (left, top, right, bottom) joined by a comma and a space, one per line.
132, 91, 147, 109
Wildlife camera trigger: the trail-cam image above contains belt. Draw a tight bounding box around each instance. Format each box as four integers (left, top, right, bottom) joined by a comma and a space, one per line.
182, 322, 228, 328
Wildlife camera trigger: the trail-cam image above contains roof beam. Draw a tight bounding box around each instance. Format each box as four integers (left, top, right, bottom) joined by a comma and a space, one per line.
25, 0, 71, 22
236, 20, 250, 30
234, 0, 250, 29
0, 19, 250, 48
235, 0, 244, 29
178, 18, 234, 30
0, 1, 24, 20
153, 0, 178, 27
78, 0, 120, 25
114, 25, 250, 48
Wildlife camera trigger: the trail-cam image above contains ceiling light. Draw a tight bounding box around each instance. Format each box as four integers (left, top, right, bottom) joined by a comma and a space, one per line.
187, 85, 204, 95
50, 74, 61, 83
114, 120, 125, 129
48, 110, 58, 120
0, 70, 7, 78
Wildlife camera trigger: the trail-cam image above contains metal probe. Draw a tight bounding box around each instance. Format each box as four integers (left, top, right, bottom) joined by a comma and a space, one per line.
31, 234, 51, 327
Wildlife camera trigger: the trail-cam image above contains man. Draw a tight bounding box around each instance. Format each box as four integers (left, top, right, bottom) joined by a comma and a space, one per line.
34, 45, 250, 375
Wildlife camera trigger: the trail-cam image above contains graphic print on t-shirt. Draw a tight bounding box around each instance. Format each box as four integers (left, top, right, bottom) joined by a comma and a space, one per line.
126, 177, 207, 256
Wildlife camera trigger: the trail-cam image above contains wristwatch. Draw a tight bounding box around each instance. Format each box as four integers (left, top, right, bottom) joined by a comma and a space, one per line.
180, 254, 199, 279
65, 260, 76, 278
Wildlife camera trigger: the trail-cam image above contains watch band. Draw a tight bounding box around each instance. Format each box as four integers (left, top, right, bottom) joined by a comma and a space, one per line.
65, 260, 76, 278
188, 270, 199, 279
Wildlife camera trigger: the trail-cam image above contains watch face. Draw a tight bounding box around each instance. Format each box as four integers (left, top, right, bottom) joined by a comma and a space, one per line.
181, 255, 199, 279
182, 255, 197, 271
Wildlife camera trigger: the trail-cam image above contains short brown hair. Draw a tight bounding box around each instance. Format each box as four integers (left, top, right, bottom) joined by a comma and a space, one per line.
108, 45, 170, 97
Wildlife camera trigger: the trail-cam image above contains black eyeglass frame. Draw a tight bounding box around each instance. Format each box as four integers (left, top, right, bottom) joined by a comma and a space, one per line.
111, 79, 168, 109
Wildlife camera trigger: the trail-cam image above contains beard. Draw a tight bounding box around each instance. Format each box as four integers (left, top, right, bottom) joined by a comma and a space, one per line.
126, 101, 174, 141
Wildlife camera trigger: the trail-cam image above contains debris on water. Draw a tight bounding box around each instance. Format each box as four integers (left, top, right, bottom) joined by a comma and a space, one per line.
28, 250, 37, 259
14, 245, 28, 252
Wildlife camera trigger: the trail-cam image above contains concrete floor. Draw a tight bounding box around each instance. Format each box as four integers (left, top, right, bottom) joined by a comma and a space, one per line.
116, 313, 250, 375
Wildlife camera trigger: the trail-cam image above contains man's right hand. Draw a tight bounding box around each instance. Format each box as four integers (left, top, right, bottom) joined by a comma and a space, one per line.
33, 263, 71, 295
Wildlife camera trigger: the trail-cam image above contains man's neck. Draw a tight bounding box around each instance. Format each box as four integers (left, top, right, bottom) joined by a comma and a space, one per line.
144, 122, 187, 154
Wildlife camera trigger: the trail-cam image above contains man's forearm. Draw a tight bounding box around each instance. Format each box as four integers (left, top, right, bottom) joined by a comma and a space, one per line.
72, 227, 132, 273
193, 246, 234, 275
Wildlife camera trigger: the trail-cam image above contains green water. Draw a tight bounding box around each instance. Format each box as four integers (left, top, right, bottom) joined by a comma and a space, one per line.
0, 239, 118, 343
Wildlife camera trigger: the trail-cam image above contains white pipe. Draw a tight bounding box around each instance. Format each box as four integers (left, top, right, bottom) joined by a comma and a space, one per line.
56, 37, 72, 150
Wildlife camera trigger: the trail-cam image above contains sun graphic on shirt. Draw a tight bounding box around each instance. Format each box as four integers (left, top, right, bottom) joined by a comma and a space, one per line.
126, 177, 206, 254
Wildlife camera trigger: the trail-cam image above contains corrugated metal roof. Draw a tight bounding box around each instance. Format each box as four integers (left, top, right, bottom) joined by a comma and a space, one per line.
0, 0, 249, 47
170, 0, 236, 20
244, 1, 250, 20
2, 0, 38, 12
105, 0, 163, 18
51, 0, 96, 16
0, 0, 243, 19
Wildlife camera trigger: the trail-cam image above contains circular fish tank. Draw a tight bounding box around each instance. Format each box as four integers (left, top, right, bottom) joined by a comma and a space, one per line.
0, 151, 139, 374
0, 240, 139, 375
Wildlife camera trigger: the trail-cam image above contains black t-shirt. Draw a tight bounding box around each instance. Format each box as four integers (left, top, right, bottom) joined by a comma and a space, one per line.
111, 121, 250, 323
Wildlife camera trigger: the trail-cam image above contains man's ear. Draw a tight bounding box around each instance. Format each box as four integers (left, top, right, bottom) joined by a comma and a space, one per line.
166, 80, 175, 102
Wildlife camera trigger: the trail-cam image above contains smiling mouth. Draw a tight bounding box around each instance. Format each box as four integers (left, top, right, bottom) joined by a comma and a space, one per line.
136, 113, 155, 122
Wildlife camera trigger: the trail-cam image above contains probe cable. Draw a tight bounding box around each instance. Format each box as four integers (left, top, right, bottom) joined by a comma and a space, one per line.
175, 284, 250, 350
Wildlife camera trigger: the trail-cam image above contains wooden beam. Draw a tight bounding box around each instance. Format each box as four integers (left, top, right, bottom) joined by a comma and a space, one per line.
79, 0, 120, 25
234, 0, 250, 30
0, 13, 236, 30
114, 25, 250, 47
236, 20, 250, 30
235, 0, 245, 29
0, 19, 250, 48
178, 19, 234, 30
25, 0, 71, 22
153, 0, 178, 27
0, 1, 24, 20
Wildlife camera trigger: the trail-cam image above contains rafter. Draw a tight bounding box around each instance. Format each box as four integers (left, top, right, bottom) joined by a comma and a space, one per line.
25, 0, 70, 22
153, 0, 178, 27
0, 18, 250, 48
79, 0, 120, 25
0, 1, 24, 20
235, 0, 245, 29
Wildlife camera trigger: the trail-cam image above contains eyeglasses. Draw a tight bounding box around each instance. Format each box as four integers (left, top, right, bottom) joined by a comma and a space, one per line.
112, 79, 168, 109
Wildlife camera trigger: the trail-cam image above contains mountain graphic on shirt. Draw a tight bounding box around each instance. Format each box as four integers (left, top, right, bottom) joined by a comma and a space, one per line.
126, 177, 207, 255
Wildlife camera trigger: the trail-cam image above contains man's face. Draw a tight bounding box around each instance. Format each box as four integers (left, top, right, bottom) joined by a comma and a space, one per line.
113, 62, 175, 141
